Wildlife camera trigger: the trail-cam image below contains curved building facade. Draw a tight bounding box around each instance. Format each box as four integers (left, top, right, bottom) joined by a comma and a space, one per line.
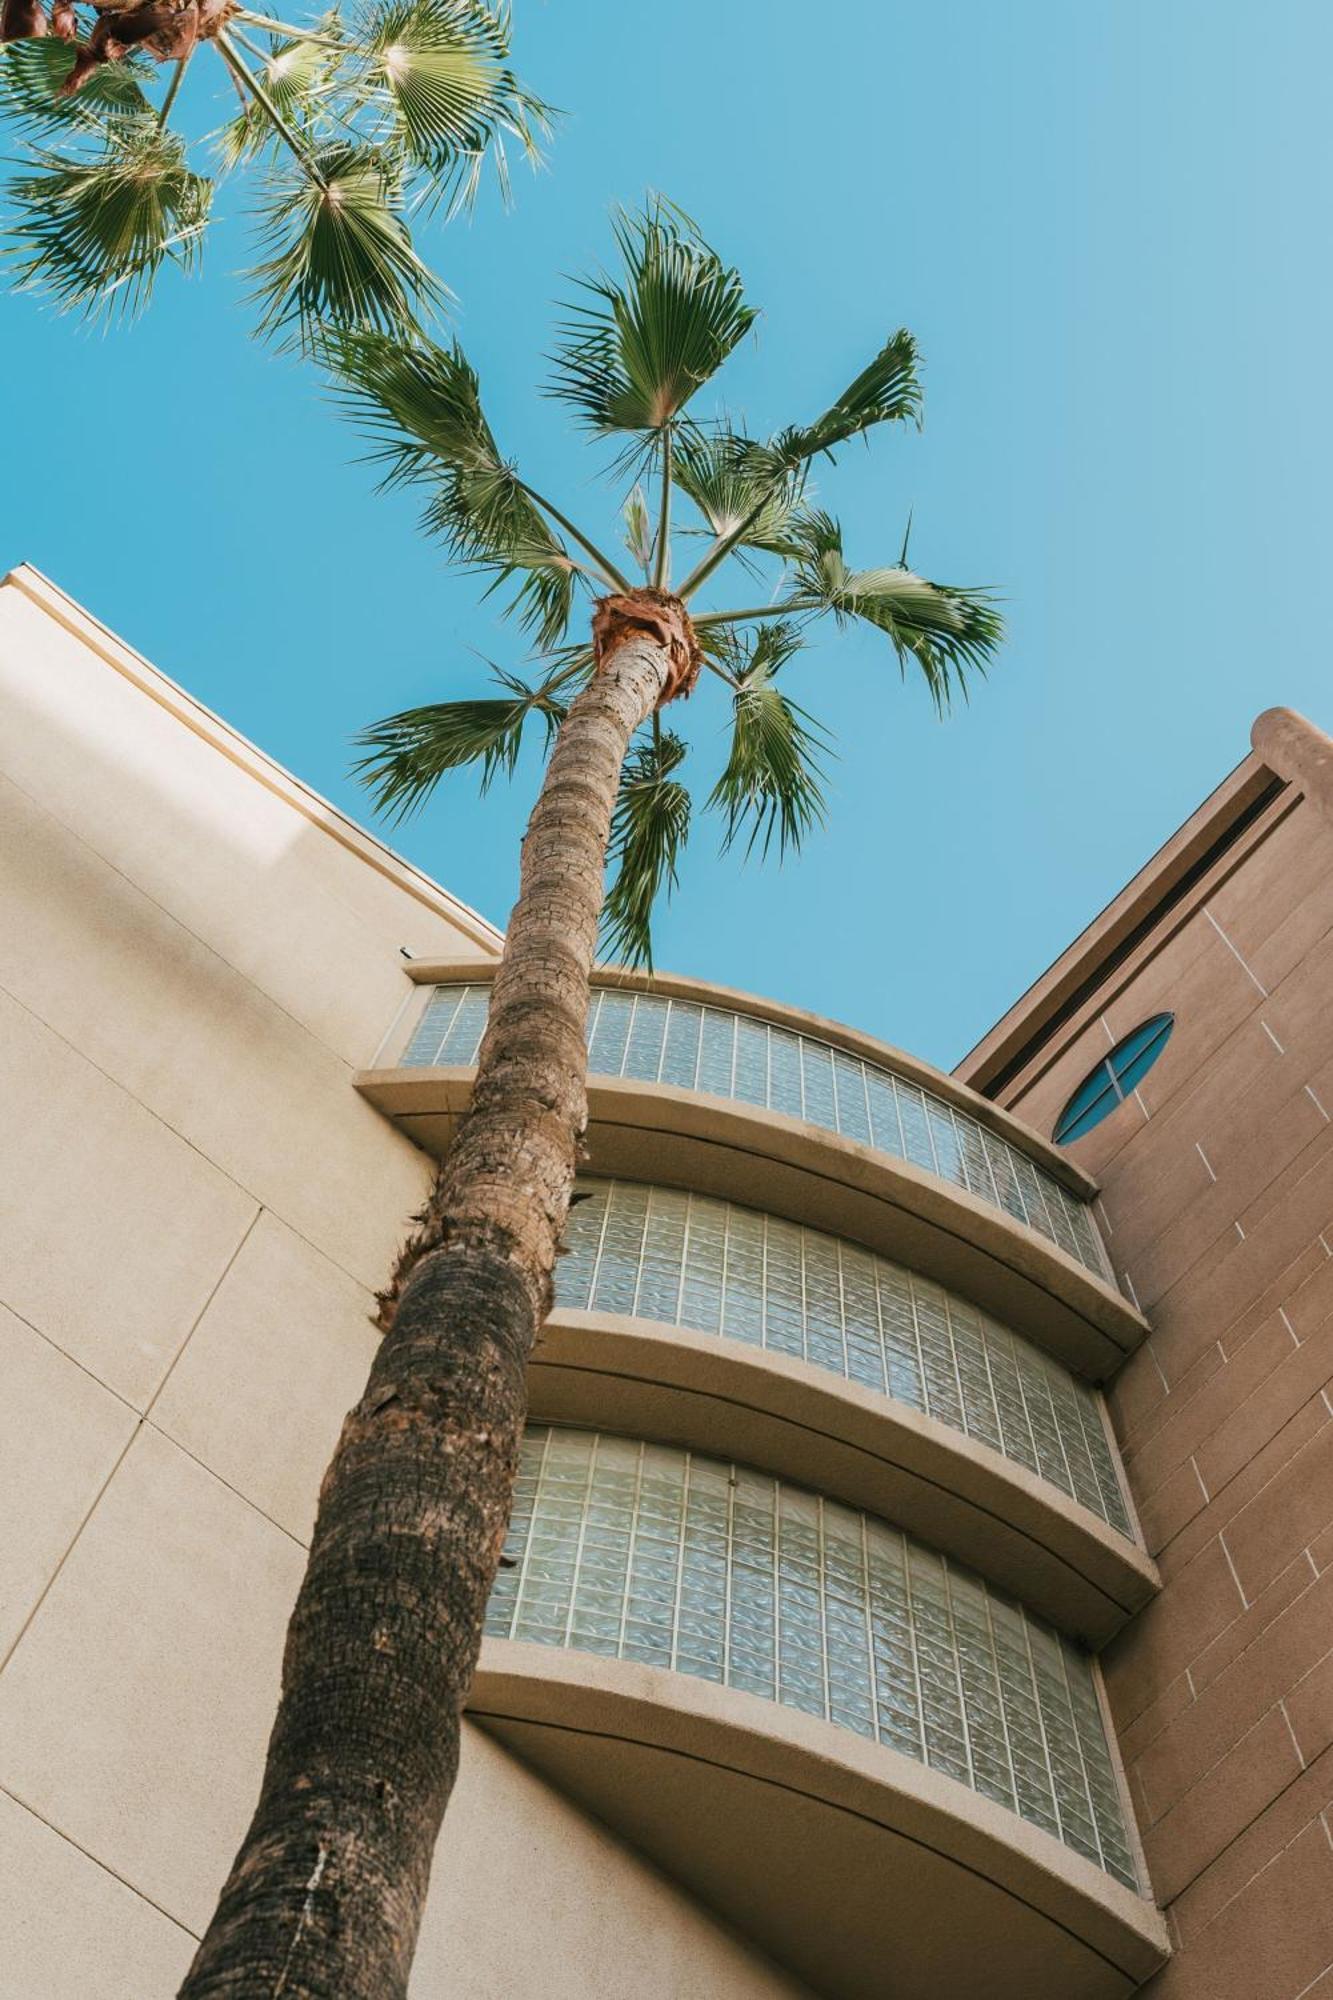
358, 961, 1168, 1995
2, 566, 1329, 1999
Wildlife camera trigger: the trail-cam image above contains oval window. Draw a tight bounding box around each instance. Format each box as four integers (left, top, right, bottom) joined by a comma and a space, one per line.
1053, 1014, 1175, 1145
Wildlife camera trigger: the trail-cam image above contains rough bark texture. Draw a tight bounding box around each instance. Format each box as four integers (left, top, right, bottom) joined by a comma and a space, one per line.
177, 599, 690, 1999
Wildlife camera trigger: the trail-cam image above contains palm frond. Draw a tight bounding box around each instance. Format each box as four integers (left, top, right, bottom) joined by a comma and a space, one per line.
324, 326, 579, 642
786, 511, 1002, 712
248, 141, 445, 349
0, 36, 152, 134
548, 197, 756, 449
775, 328, 923, 466
706, 621, 828, 858
622, 481, 653, 574
220, 35, 336, 166
353, 663, 567, 820
365, 0, 531, 182
600, 727, 691, 970
5, 118, 211, 319
672, 422, 805, 555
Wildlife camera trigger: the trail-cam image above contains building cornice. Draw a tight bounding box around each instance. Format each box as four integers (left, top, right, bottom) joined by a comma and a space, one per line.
397, 957, 1099, 1201
1, 564, 505, 957
531, 1309, 1158, 1646
470, 1642, 1170, 2000
357, 1065, 1149, 1379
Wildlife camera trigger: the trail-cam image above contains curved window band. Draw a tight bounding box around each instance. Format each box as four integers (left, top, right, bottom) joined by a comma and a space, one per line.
488, 1426, 1139, 1889
403, 985, 1114, 1283
558, 1178, 1132, 1536
1054, 1016, 1175, 1146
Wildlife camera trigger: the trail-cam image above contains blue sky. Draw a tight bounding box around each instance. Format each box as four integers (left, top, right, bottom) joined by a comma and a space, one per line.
4, 0, 1331, 1071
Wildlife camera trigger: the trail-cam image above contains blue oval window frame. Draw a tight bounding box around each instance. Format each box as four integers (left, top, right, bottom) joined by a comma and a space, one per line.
1053, 1014, 1175, 1145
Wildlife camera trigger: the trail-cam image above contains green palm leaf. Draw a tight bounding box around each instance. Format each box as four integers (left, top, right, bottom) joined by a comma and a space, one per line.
249, 141, 445, 347
324, 326, 580, 642
775, 327, 922, 466
787, 511, 1002, 711
622, 481, 654, 573
366, 0, 531, 178
600, 727, 691, 969
220, 36, 336, 166
354, 664, 568, 819
707, 622, 828, 858
0, 36, 153, 134
549, 198, 756, 447
672, 423, 805, 557
5, 118, 210, 319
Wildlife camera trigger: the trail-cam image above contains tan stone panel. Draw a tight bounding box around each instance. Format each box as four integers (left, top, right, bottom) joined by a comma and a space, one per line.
1105, 1537, 1245, 1728
1145, 1144, 1333, 1384
1098, 1045, 1329, 1312
415, 1724, 812, 1999
1117, 1669, 1195, 1771
0, 581, 497, 1072
1134, 1569, 1333, 1816
0, 1427, 303, 1931
1236, 1130, 1333, 1259
1189, 1550, 1320, 1696
1285, 1650, 1333, 1767
1101, 927, 1255, 1108
0, 1307, 136, 1660
0, 772, 431, 1294
1124, 1313, 1291, 1504
1224, 1413, 1333, 1603
1212, 1242, 1323, 1369
1095, 1006, 1322, 1265
1157, 1395, 1330, 1584
1141, 1704, 1302, 1903
1250, 867, 1333, 997
0, 988, 257, 1407
1207, 799, 1333, 971
1067, 915, 1264, 1192
1194, 1336, 1333, 1502
1108, 1339, 1182, 1448
152, 1212, 379, 1543
1280, 1243, 1333, 1339
1170, 1742, 1333, 1943
1139, 1814, 1333, 2000
1136, 1457, 1207, 1557
0, 1789, 197, 1999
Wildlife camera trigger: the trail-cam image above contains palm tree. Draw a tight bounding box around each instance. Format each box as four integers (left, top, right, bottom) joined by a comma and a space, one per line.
176, 198, 1003, 1999
0, 0, 545, 341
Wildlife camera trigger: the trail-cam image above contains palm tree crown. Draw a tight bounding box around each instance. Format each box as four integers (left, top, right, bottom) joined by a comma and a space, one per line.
333, 198, 1004, 965
0, 0, 546, 340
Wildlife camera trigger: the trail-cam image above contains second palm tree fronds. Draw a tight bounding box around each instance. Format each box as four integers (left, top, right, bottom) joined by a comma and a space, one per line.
178, 199, 1003, 1999
0, 0, 546, 341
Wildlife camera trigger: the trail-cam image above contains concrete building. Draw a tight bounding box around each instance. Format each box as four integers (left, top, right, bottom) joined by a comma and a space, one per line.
0, 560, 1328, 1997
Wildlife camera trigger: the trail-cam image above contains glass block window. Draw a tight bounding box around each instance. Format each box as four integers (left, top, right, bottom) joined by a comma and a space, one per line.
401, 985, 1112, 1283
488, 1427, 1139, 1889
1054, 1016, 1176, 1146
557, 1180, 1132, 1536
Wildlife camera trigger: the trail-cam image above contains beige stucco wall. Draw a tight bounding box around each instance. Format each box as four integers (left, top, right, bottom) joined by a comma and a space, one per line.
0, 569, 808, 1999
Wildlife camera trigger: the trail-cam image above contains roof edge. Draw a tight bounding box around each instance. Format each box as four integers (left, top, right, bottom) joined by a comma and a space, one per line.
1, 562, 505, 956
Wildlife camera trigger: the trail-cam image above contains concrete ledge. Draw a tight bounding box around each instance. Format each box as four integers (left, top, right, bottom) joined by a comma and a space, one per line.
470, 1642, 1170, 2000
394, 958, 1099, 1199
355, 1068, 1150, 1381
531, 1311, 1158, 1648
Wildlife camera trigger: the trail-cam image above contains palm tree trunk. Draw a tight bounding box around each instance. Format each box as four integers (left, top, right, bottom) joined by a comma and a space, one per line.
178, 596, 696, 1999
